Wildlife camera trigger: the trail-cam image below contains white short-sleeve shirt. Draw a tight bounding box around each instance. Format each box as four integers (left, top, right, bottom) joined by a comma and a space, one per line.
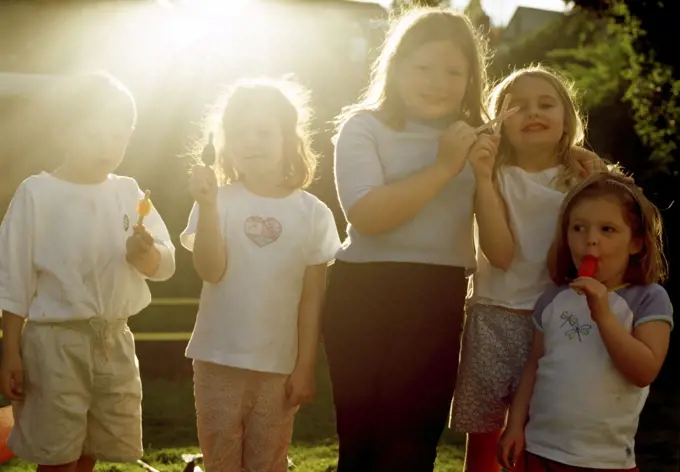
0, 172, 176, 322
180, 184, 341, 375
470, 165, 567, 310
526, 283, 674, 468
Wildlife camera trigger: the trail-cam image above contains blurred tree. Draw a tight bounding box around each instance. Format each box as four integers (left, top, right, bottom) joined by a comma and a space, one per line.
489, 8, 637, 163
569, 0, 680, 172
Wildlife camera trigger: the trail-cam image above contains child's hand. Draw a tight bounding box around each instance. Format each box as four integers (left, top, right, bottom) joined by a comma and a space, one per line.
435, 121, 477, 178
468, 133, 500, 180
0, 352, 24, 401
188, 165, 218, 207
570, 276, 610, 322
126, 225, 155, 264
285, 366, 316, 407
569, 146, 606, 176
498, 425, 525, 470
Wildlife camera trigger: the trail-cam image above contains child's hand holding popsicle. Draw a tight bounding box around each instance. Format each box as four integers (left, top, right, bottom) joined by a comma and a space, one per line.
188, 133, 218, 206
570, 255, 611, 322
136, 190, 153, 226
126, 190, 159, 274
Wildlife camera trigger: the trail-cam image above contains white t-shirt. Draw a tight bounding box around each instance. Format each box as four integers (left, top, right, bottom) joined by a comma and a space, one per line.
180, 184, 341, 375
527, 283, 674, 468
0, 172, 176, 322
470, 165, 567, 310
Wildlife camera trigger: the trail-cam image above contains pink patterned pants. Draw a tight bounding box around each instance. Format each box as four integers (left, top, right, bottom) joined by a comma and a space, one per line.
193, 361, 298, 472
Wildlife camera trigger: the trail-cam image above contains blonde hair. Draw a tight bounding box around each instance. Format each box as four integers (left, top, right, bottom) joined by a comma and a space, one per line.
488, 65, 586, 191
335, 7, 489, 133
196, 77, 318, 189
548, 173, 667, 285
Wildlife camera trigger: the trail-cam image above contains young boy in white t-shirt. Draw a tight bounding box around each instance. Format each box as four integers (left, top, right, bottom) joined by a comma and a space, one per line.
0, 72, 175, 472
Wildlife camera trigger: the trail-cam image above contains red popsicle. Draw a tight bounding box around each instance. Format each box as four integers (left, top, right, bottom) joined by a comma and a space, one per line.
578, 255, 598, 278
0, 403, 13, 464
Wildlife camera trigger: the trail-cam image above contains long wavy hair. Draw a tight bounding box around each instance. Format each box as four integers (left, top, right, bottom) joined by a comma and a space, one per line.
334, 7, 489, 136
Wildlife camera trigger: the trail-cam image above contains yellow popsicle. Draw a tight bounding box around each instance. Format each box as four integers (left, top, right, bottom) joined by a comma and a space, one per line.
136, 190, 152, 226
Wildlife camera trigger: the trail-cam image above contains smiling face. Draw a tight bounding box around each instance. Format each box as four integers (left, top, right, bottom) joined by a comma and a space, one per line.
395, 40, 469, 121
503, 75, 565, 154
224, 108, 285, 179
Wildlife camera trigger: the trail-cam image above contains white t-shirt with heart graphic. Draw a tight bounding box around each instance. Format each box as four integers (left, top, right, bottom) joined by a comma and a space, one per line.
180, 183, 341, 374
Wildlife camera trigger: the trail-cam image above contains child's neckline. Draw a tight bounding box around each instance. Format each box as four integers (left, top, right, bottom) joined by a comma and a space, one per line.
570, 282, 630, 293
405, 114, 454, 130
504, 164, 562, 175
42, 171, 112, 187
237, 182, 298, 200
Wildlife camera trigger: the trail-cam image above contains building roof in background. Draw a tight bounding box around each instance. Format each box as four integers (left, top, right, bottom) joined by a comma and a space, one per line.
501, 6, 565, 43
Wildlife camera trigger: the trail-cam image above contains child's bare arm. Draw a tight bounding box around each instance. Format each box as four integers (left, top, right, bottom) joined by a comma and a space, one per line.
498, 329, 543, 469
507, 329, 544, 429
286, 263, 327, 406
188, 166, 226, 284
571, 282, 674, 388
1, 312, 23, 358
0, 182, 35, 400
468, 134, 514, 270
1, 312, 25, 400
192, 203, 227, 284
296, 263, 327, 371
474, 179, 515, 270
597, 315, 670, 388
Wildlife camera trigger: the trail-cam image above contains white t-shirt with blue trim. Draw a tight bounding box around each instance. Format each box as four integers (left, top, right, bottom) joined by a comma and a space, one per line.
526, 283, 674, 469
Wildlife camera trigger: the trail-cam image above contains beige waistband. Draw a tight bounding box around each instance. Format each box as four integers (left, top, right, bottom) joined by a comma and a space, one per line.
26, 318, 128, 329
25, 319, 129, 352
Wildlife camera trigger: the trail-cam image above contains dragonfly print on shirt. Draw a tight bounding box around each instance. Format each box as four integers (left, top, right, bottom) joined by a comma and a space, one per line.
560, 311, 592, 342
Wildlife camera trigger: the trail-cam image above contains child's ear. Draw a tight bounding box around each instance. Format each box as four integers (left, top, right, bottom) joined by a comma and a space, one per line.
629, 236, 644, 255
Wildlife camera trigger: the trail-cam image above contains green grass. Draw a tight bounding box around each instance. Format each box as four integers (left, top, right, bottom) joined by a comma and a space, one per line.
2, 445, 465, 471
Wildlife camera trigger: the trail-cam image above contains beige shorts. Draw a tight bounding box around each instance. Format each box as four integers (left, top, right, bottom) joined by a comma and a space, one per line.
193, 361, 299, 472
450, 304, 534, 433
8, 319, 143, 465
